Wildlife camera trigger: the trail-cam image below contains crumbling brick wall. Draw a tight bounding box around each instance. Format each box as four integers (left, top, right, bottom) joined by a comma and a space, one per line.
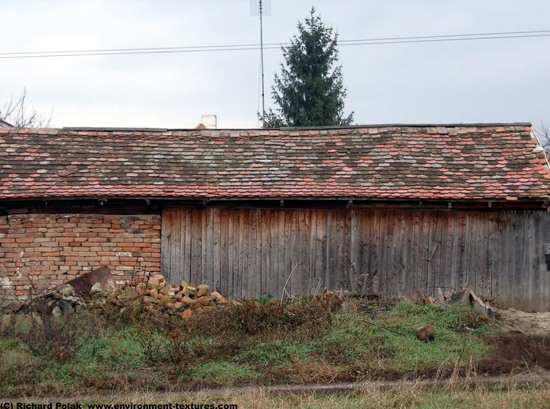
0, 210, 161, 302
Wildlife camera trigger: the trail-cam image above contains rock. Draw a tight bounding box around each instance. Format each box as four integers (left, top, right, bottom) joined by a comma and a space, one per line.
181, 295, 194, 305
416, 324, 435, 341
52, 306, 63, 318
59, 285, 76, 298
433, 299, 449, 308
211, 291, 228, 304
150, 288, 158, 299
449, 288, 497, 317
422, 296, 435, 305
5, 301, 23, 313
180, 280, 189, 289
182, 308, 193, 319
196, 284, 210, 297
449, 289, 471, 305
63, 296, 81, 304
90, 283, 102, 296
58, 299, 74, 313
149, 274, 165, 283
435, 288, 445, 302
444, 291, 452, 301
197, 296, 211, 306
125, 287, 140, 301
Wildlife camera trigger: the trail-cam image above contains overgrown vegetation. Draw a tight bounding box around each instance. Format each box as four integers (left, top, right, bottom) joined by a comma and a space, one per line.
0, 291, 539, 398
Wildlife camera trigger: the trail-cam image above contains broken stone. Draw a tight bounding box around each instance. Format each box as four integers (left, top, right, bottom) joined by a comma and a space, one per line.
435, 288, 445, 302
148, 274, 166, 287
182, 308, 193, 319
181, 295, 194, 305
5, 301, 22, 313
211, 291, 228, 304
59, 285, 76, 298
422, 296, 435, 305
125, 287, 140, 301
90, 283, 102, 296
416, 324, 435, 341
58, 299, 74, 313
449, 288, 498, 317
63, 296, 81, 304
52, 306, 63, 318
197, 296, 211, 306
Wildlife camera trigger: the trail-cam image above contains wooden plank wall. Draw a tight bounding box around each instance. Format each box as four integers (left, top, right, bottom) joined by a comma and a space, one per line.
161, 207, 550, 311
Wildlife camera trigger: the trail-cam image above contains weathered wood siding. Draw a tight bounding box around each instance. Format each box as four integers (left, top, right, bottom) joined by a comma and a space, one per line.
161, 207, 550, 311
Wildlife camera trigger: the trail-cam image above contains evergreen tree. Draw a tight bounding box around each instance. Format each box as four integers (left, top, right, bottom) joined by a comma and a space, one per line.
265, 8, 353, 128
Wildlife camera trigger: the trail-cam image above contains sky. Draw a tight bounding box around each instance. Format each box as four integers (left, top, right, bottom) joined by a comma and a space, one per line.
0, 0, 549, 131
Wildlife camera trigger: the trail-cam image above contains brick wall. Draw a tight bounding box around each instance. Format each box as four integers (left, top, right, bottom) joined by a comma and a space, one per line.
0, 210, 161, 301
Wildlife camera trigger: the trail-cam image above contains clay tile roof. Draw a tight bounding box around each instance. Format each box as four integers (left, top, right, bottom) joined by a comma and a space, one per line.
1, 123, 549, 201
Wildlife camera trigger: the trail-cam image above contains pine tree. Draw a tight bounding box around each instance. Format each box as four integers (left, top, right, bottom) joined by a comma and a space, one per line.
265, 8, 353, 128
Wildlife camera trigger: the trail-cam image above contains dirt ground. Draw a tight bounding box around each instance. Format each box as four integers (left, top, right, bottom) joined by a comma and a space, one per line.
498, 308, 550, 336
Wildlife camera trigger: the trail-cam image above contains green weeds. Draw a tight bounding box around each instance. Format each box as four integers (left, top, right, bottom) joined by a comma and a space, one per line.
0, 295, 501, 397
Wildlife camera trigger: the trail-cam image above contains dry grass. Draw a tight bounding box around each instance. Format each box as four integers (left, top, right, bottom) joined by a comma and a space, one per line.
16, 381, 550, 408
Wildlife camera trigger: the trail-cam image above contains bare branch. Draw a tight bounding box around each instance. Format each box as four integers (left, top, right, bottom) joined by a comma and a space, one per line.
0, 88, 54, 128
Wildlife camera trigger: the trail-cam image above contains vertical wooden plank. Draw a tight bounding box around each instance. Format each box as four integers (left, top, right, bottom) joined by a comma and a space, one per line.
220, 208, 230, 298
378, 209, 390, 296
526, 212, 535, 311
541, 212, 550, 311
356, 209, 369, 296
308, 210, 317, 293
190, 208, 202, 285
349, 209, 359, 295
250, 208, 260, 298
481, 213, 491, 298
160, 207, 172, 281
325, 210, 333, 289
264, 210, 275, 298
282, 209, 292, 295
180, 207, 186, 282
434, 211, 446, 294
277, 209, 286, 297
371, 209, 381, 294
391, 209, 405, 298
212, 208, 222, 293
183, 209, 192, 283
334, 209, 347, 290
315, 209, 328, 292
239, 209, 249, 299
298, 210, 310, 295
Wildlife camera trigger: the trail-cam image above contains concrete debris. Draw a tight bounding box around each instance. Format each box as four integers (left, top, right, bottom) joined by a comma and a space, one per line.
416, 324, 435, 341
449, 288, 498, 317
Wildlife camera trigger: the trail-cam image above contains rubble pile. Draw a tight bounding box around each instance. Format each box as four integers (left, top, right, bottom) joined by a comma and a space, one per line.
90, 274, 234, 319
3, 271, 235, 319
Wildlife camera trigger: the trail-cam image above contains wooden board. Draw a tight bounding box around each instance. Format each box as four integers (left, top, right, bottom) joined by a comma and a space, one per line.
160, 206, 550, 311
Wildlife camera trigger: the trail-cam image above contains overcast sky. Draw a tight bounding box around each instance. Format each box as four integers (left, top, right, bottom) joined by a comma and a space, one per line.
1, 1, 549, 131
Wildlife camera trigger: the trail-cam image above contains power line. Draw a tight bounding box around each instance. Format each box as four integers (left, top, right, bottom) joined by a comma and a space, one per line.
1, 29, 549, 59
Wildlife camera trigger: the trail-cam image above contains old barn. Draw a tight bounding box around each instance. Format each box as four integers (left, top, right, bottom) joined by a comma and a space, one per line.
1, 123, 550, 311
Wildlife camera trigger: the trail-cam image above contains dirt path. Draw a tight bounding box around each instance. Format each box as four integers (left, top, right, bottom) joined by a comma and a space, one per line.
499, 309, 550, 336
6, 373, 550, 403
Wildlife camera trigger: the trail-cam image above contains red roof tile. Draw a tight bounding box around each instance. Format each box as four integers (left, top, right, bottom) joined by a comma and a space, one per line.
0, 124, 549, 201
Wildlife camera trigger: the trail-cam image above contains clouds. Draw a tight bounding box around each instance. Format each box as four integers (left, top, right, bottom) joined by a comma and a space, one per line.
0, 0, 549, 128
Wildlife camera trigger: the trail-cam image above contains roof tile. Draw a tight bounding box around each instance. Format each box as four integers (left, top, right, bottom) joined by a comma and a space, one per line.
1, 124, 549, 201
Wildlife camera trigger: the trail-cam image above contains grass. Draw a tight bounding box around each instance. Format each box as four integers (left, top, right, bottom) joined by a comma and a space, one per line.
35, 383, 550, 408
0, 295, 525, 398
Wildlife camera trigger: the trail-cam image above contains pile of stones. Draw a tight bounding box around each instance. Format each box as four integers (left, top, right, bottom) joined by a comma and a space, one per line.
89, 274, 234, 319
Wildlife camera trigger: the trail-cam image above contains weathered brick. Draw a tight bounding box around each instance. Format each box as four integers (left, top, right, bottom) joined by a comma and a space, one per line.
0, 210, 161, 302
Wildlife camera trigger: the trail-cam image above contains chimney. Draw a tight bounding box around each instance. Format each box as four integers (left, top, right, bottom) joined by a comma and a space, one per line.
201, 115, 217, 129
